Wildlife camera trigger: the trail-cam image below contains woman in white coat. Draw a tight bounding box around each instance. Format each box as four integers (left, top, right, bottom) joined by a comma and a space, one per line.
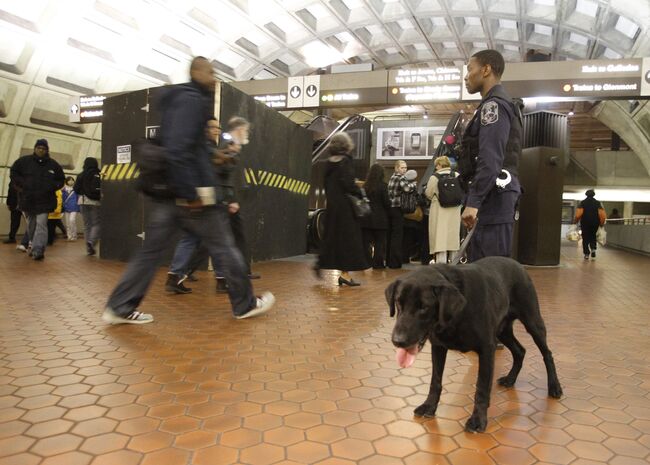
425, 156, 462, 264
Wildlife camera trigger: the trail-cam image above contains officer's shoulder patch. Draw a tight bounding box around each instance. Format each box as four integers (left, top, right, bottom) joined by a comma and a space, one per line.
481, 100, 499, 125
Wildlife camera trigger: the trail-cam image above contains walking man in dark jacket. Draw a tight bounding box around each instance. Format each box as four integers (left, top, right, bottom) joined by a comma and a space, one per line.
10, 139, 65, 260
103, 56, 274, 324
4, 180, 22, 244
575, 189, 606, 259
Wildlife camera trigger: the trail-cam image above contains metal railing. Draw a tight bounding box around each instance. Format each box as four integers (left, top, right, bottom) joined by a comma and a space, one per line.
606, 217, 650, 225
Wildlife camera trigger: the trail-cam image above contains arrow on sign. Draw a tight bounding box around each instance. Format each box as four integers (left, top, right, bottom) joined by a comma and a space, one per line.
306, 84, 317, 97
290, 85, 301, 98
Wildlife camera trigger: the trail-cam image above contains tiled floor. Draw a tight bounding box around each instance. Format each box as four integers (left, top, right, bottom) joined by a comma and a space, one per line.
1, 239, 650, 465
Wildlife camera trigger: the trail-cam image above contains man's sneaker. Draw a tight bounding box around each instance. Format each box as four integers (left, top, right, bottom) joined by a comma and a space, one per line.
235, 292, 275, 320
186, 273, 198, 282
591, 251, 596, 259
165, 274, 192, 294
584, 254, 589, 260
102, 308, 154, 325
3, 238, 16, 244
86, 242, 96, 256
32, 253, 44, 261
16, 244, 27, 252
216, 278, 229, 294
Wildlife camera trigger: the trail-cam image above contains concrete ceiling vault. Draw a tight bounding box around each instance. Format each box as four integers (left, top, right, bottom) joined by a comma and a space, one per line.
0, 0, 649, 192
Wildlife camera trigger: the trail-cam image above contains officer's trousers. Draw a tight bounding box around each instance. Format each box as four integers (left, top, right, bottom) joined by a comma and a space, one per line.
467, 222, 514, 263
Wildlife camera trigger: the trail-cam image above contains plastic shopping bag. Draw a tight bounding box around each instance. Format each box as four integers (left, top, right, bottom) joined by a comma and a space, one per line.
596, 226, 607, 246
566, 224, 580, 242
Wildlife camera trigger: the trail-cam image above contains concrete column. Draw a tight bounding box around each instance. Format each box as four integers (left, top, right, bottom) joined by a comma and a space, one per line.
623, 202, 634, 219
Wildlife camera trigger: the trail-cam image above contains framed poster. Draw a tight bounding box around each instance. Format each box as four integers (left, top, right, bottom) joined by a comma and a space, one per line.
376, 126, 446, 160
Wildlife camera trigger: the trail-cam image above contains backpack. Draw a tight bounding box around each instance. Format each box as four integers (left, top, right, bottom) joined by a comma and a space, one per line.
433, 171, 463, 208
400, 190, 418, 214
134, 138, 175, 199
75, 170, 101, 200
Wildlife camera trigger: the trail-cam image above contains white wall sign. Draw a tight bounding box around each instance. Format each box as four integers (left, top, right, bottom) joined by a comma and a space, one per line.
287, 76, 304, 108
116, 144, 131, 164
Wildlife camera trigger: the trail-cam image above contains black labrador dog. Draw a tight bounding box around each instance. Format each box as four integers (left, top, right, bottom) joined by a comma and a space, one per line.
387, 256, 562, 433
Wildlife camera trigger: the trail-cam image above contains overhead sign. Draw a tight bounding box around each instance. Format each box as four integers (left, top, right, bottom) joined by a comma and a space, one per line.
254, 94, 287, 108
68, 93, 121, 123
388, 67, 465, 104
233, 58, 650, 109
287, 76, 303, 108
641, 57, 650, 97
304, 75, 321, 107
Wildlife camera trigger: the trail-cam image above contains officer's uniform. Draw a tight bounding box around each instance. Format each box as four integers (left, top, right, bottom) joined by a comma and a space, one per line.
459, 84, 522, 262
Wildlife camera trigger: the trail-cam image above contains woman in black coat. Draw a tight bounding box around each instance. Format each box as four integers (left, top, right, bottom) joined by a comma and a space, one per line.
361, 164, 391, 269
318, 133, 369, 286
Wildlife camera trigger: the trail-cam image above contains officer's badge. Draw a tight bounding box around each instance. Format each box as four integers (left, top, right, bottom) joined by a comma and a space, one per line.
481, 101, 498, 125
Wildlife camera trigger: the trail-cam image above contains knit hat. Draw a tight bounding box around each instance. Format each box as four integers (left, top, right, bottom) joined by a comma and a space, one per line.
405, 169, 418, 181
34, 139, 49, 150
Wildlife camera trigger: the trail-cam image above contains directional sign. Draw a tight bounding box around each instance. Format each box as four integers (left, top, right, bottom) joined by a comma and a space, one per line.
287, 76, 304, 108
642, 57, 650, 96
303, 75, 321, 107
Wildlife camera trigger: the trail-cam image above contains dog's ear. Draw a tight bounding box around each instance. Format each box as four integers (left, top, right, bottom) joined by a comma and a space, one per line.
435, 283, 466, 329
385, 280, 400, 317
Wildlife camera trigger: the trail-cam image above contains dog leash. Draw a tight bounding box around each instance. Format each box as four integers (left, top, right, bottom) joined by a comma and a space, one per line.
450, 219, 477, 265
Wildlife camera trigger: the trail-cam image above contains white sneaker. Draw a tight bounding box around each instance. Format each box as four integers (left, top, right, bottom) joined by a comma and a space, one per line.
102, 308, 154, 325
235, 292, 275, 320
16, 245, 27, 252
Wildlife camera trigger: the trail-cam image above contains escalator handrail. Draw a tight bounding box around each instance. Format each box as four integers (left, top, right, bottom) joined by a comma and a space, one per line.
311, 115, 363, 163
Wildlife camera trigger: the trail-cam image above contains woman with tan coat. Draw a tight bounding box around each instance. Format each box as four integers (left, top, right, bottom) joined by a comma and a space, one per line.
425, 156, 461, 264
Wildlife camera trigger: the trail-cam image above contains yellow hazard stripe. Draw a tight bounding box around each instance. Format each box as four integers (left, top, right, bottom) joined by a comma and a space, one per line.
116, 163, 131, 180
125, 163, 138, 180
103, 164, 116, 179
99, 162, 309, 196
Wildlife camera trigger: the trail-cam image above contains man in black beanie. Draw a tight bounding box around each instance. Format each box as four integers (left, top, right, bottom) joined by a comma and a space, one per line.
10, 139, 65, 260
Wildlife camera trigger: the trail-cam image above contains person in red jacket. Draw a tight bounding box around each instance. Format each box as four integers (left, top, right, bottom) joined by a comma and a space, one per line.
574, 189, 606, 260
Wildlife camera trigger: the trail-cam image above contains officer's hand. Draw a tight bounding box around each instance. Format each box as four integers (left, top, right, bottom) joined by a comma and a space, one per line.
228, 202, 240, 214
462, 207, 478, 230
185, 198, 203, 210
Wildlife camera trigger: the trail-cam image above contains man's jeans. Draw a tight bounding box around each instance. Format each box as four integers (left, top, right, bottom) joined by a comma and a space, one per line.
81, 205, 100, 246
25, 212, 48, 255
107, 201, 256, 317
169, 233, 200, 276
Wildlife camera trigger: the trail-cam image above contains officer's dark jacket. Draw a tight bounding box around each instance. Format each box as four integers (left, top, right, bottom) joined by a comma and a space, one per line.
460, 84, 522, 225
159, 81, 217, 201
10, 152, 65, 214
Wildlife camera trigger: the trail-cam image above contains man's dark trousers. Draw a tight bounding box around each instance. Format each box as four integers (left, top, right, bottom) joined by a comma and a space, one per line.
107, 201, 256, 317
8, 209, 21, 241
187, 209, 251, 276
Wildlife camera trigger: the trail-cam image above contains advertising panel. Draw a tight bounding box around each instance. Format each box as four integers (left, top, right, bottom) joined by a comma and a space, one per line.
376, 126, 446, 160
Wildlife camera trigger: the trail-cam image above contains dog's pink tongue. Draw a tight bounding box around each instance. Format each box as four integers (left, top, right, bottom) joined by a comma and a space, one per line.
396, 347, 418, 368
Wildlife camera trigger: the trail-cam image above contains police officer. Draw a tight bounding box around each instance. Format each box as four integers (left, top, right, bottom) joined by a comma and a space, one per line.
459, 49, 522, 262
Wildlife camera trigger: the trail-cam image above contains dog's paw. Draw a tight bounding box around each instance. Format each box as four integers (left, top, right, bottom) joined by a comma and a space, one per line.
497, 375, 515, 388
464, 415, 487, 433
548, 383, 563, 399
414, 403, 437, 418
